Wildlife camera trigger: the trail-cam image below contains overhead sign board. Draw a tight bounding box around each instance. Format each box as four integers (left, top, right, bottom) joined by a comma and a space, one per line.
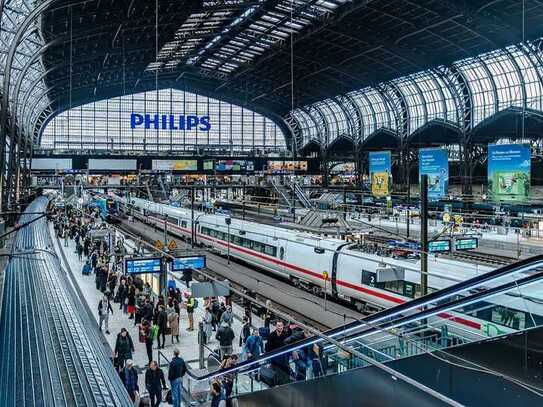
419, 148, 449, 200
487, 143, 531, 202
455, 238, 478, 251
152, 160, 198, 171
125, 257, 162, 274
172, 255, 206, 271
428, 240, 451, 253
369, 151, 391, 197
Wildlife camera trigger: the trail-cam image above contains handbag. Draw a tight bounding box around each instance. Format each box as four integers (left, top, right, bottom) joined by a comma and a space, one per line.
164, 389, 172, 404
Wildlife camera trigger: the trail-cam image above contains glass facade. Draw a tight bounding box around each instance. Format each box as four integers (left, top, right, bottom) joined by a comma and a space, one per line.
289, 39, 543, 148
40, 88, 287, 151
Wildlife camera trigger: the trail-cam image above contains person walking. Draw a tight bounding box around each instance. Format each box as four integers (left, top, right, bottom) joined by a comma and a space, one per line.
140, 319, 154, 364
220, 305, 234, 327
185, 293, 196, 331
121, 359, 139, 403
168, 308, 180, 344
114, 328, 134, 370
145, 361, 167, 407
157, 305, 168, 349
239, 316, 251, 348
202, 307, 213, 344
98, 294, 113, 334
168, 349, 187, 407
243, 329, 264, 360
215, 322, 235, 360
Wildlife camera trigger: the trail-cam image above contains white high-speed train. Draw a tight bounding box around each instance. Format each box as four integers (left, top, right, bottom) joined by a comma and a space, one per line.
114, 195, 543, 340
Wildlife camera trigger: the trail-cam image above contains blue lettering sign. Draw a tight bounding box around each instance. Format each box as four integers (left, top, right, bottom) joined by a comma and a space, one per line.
130, 113, 211, 131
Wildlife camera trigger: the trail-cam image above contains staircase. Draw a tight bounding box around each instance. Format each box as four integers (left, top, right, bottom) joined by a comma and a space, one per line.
298, 209, 351, 229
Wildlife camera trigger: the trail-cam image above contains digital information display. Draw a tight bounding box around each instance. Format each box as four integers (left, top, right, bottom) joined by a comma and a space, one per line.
455, 238, 478, 251
125, 257, 162, 274
172, 255, 206, 271
428, 240, 451, 253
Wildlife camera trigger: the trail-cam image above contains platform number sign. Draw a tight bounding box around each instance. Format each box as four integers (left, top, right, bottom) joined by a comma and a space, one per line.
361, 270, 376, 287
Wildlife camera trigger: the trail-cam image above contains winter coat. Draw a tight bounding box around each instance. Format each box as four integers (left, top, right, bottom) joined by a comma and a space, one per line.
215, 325, 235, 347
220, 310, 233, 327
157, 310, 168, 331
168, 312, 179, 336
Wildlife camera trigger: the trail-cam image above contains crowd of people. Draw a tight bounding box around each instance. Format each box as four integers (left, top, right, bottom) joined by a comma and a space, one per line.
50, 204, 328, 406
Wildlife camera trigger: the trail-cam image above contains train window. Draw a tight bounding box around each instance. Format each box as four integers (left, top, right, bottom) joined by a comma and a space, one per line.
167, 216, 178, 225
279, 247, 285, 260
243, 239, 252, 249
233, 236, 242, 245
181, 220, 187, 228
264, 245, 276, 257
253, 242, 264, 253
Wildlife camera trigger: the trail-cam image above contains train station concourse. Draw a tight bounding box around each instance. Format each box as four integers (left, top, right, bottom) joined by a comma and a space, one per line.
3, 1, 543, 406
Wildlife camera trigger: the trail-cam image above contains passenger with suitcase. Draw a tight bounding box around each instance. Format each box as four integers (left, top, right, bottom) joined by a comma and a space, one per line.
145, 361, 167, 407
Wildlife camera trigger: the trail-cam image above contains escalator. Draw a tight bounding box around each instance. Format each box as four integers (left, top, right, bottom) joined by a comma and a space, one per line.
287, 179, 313, 209
181, 255, 543, 406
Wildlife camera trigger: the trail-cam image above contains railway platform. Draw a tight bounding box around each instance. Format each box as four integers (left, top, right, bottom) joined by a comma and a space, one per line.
50, 220, 249, 393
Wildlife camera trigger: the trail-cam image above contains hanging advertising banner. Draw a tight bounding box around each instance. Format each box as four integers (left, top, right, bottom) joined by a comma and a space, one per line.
487, 144, 531, 202
369, 151, 391, 197
418, 148, 449, 200
152, 160, 198, 171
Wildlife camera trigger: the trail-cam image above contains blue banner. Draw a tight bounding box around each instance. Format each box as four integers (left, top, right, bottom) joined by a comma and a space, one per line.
419, 148, 449, 200
488, 144, 531, 202
369, 151, 391, 197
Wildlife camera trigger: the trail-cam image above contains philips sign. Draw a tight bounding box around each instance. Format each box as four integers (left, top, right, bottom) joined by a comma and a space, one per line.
130, 114, 211, 131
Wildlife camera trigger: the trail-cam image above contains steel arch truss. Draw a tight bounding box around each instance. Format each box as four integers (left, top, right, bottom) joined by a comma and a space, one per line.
290, 39, 543, 152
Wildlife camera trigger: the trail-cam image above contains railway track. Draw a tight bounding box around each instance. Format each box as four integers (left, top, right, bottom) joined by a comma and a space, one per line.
113, 216, 349, 331
365, 234, 516, 266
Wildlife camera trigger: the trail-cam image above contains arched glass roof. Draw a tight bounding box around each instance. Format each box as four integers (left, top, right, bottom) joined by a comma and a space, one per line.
289, 39, 543, 148
40, 88, 287, 152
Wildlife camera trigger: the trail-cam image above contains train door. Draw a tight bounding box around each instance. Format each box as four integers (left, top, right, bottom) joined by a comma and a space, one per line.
331, 243, 350, 296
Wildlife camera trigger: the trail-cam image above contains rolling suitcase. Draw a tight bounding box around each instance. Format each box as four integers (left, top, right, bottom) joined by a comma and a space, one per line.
82, 263, 91, 275
259, 366, 277, 387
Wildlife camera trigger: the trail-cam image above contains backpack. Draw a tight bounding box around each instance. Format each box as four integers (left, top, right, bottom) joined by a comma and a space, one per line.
193, 298, 198, 309
151, 324, 159, 340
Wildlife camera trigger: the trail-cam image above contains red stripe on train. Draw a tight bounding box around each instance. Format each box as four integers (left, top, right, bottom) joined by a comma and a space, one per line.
148, 216, 481, 331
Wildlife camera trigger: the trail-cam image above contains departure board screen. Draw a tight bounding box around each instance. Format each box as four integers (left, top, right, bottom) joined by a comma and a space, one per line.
172, 255, 206, 271
125, 257, 162, 274
455, 238, 478, 251
428, 240, 451, 253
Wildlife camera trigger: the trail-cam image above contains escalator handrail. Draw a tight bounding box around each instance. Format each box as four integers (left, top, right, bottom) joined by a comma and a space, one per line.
182, 254, 543, 382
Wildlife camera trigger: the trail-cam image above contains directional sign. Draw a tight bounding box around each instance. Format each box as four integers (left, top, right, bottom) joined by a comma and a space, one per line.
168, 240, 177, 250
155, 240, 164, 250
322, 271, 329, 281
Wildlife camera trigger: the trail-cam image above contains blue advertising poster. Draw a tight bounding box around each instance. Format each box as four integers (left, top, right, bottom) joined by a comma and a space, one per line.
419, 148, 449, 200
369, 151, 391, 197
172, 255, 206, 271
125, 257, 162, 274
488, 144, 531, 202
